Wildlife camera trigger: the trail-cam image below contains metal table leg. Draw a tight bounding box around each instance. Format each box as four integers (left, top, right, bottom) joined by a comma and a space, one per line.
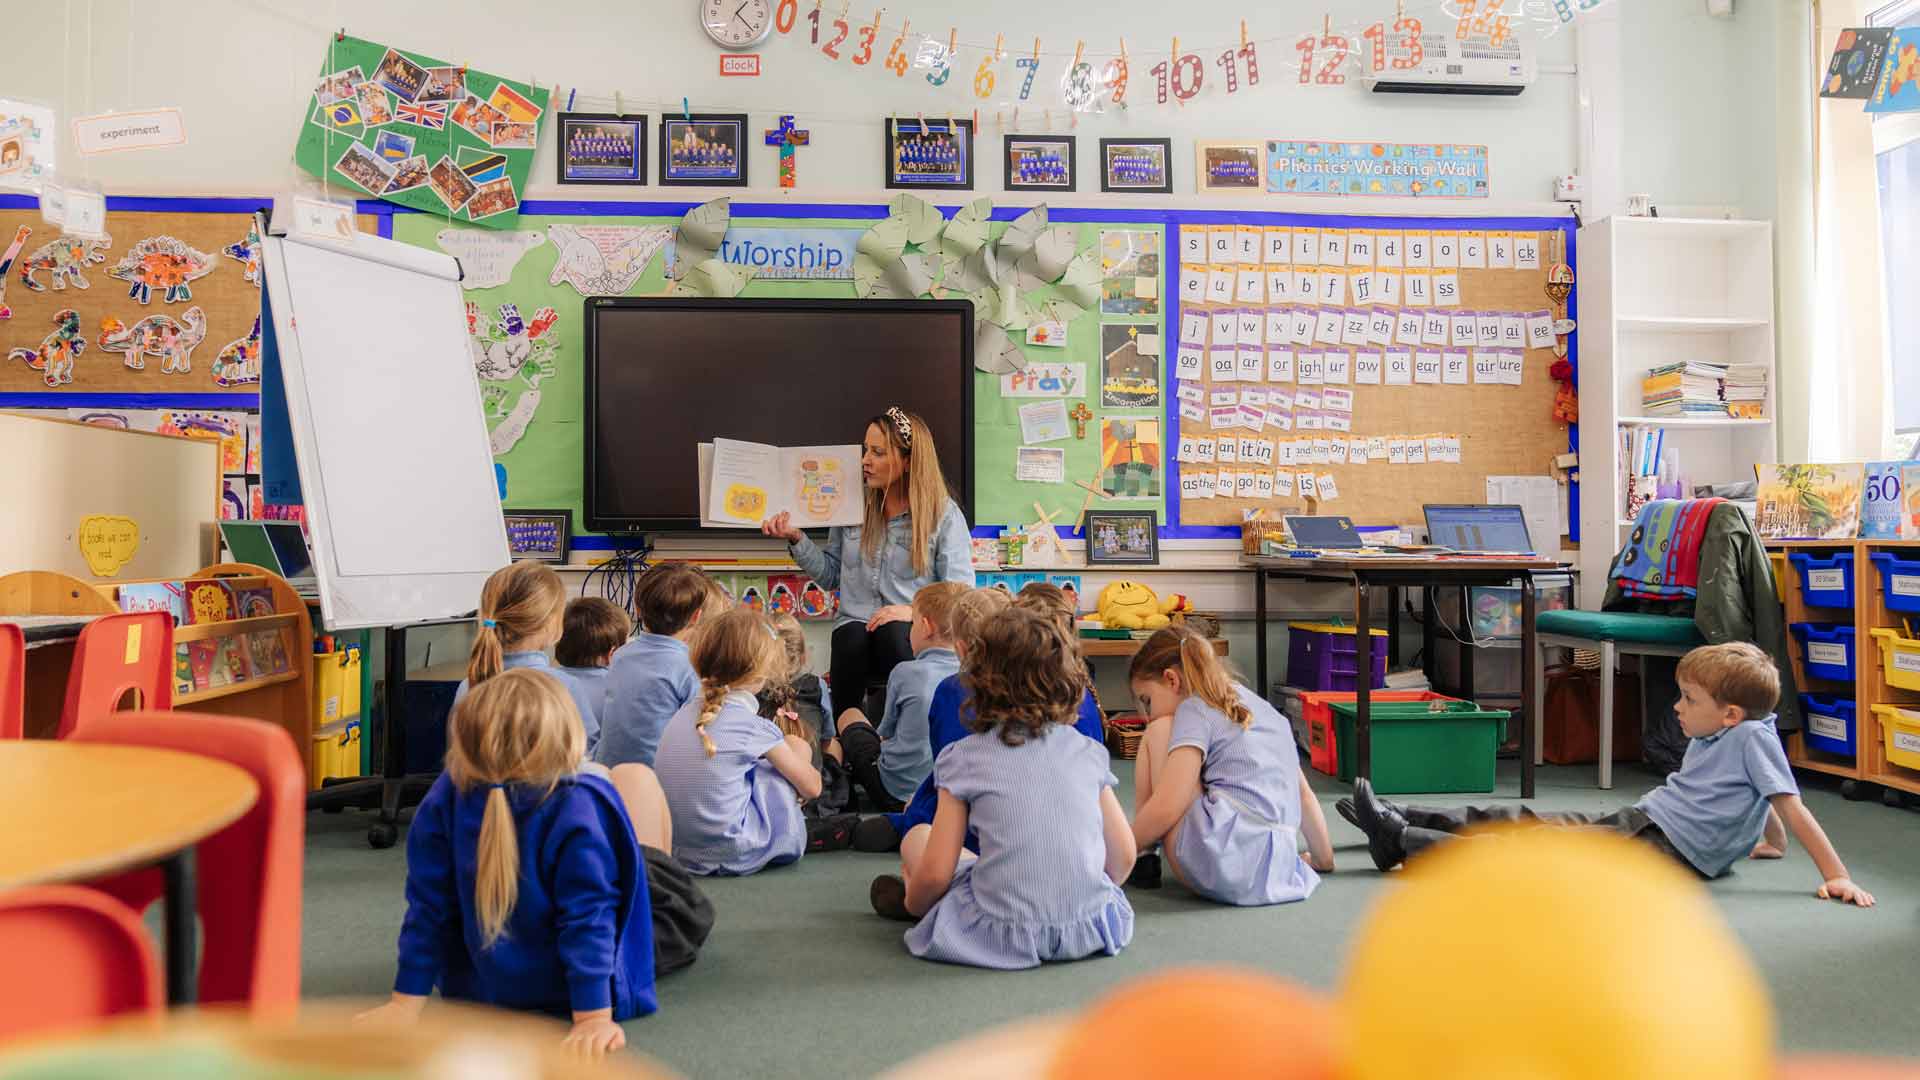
162, 850, 196, 1004
1355, 576, 1373, 783
1254, 567, 1269, 695
1520, 574, 1538, 799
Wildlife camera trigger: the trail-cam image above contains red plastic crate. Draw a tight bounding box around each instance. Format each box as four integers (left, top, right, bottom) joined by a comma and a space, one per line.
1302, 690, 1464, 777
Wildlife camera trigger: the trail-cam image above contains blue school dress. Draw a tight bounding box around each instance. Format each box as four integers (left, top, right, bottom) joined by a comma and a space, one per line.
395, 772, 656, 1020
653, 691, 806, 875
889, 674, 1105, 844
453, 652, 603, 751
904, 724, 1133, 970
1167, 684, 1320, 906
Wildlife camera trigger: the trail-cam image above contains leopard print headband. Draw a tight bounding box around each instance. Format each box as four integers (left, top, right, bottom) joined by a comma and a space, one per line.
885, 406, 913, 449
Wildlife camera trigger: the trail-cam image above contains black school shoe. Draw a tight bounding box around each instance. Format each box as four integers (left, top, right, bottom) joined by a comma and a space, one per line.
869, 874, 916, 922
806, 813, 859, 853
851, 815, 902, 853
1350, 779, 1411, 872
1126, 851, 1162, 889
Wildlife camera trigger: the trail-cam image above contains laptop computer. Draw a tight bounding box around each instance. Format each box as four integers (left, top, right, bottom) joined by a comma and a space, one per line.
1284, 515, 1367, 550
1422, 504, 1536, 556
218, 520, 319, 598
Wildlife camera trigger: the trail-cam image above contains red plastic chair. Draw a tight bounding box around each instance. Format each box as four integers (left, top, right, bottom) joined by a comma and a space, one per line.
57, 612, 174, 739
0, 622, 22, 739
68, 710, 305, 1012
0, 885, 161, 1043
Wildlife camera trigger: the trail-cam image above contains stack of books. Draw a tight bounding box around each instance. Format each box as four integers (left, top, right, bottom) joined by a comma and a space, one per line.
1641, 361, 1729, 417
1722, 363, 1769, 418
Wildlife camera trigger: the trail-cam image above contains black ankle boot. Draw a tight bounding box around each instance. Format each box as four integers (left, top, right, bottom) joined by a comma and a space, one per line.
1126, 851, 1162, 889
851, 815, 902, 853
1350, 779, 1411, 872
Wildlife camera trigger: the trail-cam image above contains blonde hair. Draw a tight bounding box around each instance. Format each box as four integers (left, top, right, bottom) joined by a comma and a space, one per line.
860, 409, 954, 579
911, 581, 969, 639
948, 587, 1012, 655
467, 562, 567, 687
445, 669, 585, 948
767, 611, 807, 678
1129, 626, 1251, 727
1676, 642, 1780, 719
690, 608, 785, 757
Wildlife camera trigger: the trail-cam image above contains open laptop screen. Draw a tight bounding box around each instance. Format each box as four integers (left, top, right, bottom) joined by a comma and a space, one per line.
1424, 504, 1534, 553
263, 522, 315, 580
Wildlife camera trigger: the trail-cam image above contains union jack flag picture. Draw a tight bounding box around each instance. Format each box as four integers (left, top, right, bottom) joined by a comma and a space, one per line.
396, 100, 448, 129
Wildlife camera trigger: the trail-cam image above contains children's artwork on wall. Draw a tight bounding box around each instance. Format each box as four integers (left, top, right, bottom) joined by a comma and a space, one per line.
885, 117, 973, 190
797, 578, 837, 619
1099, 229, 1160, 317
211, 316, 263, 388
1195, 140, 1264, 193
546, 223, 673, 295
108, 236, 216, 304
659, 114, 749, 186
1100, 139, 1172, 194
0, 224, 30, 318
1101, 324, 1160, 408
7, 308, 84, 386
435, 228, 546, 290
0, 98, 56, 191
97, 307, 207, 375
1004, 134, 1075, 192
559, 113, 647, 184
468, 302, 560, 454
1100, 417, 1162, 498
222, 223, 262, 288
19, 233, 110, 292
296, 36, 547, 228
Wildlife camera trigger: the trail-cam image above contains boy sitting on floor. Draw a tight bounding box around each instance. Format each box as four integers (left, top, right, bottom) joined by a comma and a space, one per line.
1344, 642, 1875, 907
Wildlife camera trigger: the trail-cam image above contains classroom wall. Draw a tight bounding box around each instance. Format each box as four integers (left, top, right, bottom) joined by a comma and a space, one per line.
8, 0, 1731, 210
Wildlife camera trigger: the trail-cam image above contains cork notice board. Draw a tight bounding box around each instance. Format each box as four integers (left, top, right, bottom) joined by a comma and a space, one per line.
1168, 217, 1573, 531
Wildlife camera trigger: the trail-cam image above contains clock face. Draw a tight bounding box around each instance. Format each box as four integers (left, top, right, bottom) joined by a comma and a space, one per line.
701, 0, 773, 50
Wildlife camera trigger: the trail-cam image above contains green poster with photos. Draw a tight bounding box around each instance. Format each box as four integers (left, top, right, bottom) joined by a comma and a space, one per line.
294, 34, 548, 229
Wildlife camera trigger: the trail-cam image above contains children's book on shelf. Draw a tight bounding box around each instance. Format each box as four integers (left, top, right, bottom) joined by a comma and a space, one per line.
1862, 462, 1904, 540
173, 644, 196, 696
230, 583, 277, 619
183, 578, 236, 625
247, 629, 291, 676
1754, 464, 1865, 540
212, 635, 253, 687
119, 581, 187, 625
186, 640, 218, 691
697, 438, 863, 529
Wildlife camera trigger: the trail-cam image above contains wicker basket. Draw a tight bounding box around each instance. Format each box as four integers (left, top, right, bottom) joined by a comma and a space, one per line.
1172, 611, 1222, 638
1106, 714, 1149, 759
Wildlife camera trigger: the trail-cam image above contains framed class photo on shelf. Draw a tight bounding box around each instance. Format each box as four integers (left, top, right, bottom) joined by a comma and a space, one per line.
1004, 134, 1075, 192
885, 117, 974, 190
1083, 510, 1160, 566
659, 113, 748, 186
558, 113, 647, 184
1195, 140, 1264, 193
1099, 138, 1172, 194
503, 509, 571, 564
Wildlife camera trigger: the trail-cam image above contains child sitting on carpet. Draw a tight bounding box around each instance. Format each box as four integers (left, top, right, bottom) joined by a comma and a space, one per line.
365, 669, 691, 1058
1342, 642, 1875, 907
453, 562, 603, 749
893, 606, 1135, 969
596, 564, 714, 769
835, 581, 968, 811
653, 608, 827, 874
557, 597, 630, 755
1129, 625, 1335, 904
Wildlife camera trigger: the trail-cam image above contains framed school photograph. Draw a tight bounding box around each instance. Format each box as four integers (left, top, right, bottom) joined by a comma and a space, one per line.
885, 117, 973, 190
1004, 134, 1075, 192
1195, 140, 1264, 193
1083, 510, 1160, 566
1100, 138, 1173, 194
503, 509, 571, 564
558, 113, 647, 185
659, 113, 748, 186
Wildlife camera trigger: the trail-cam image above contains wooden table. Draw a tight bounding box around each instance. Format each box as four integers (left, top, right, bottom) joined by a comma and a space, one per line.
1247, 555, 1564, 799
0, 741, 259, 1004
1079, 636, 1228, 659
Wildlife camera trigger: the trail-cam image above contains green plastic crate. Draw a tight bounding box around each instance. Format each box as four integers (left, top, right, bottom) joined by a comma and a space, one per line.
1330, 700, 1509, 794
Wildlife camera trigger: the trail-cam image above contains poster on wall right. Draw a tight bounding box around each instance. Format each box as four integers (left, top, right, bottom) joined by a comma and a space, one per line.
1265, 141, 1490, 198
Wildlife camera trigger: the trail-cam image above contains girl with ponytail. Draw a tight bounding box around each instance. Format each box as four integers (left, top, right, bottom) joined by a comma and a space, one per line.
365, 669, 690, 1059
652, 608, 829, 874
455, 561, 606, 751
1127, 626, 1336, 906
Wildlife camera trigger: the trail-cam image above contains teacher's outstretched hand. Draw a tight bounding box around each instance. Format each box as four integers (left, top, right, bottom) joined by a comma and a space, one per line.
760, 511, 803, 544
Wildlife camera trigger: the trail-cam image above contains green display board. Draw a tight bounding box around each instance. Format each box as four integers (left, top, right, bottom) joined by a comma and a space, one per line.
395, 209, 1159, 540
298, 35, 549, 229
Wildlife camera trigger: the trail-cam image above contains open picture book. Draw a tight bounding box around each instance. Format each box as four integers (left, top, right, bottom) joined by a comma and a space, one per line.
697, 438, 864, 529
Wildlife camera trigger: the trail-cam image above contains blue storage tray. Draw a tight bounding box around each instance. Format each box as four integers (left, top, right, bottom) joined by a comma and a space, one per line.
1788, 552, 1855, 610
1798, 693, 1857, 758
1870, 552, 1920, 615
1791, 623, 1857, 683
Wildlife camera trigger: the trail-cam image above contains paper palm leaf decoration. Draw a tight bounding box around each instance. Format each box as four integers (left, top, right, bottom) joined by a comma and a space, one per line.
673, 198, 731, 281
671, 258, 756, 298
995, 205, 1050, 265
888, 193, 946, 246
974, 321, 1029, 375
942, 198, 994, 257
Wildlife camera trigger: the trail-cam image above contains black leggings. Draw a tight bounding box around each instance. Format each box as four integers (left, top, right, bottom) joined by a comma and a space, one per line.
829, 621, 914, 810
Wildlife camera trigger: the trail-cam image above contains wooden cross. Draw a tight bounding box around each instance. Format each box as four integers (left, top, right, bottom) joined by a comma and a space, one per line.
1068, 401, 1094, 439
763, 115, 811, 189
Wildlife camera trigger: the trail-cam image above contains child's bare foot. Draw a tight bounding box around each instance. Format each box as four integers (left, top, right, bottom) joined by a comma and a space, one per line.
1751, 842, 1785, 860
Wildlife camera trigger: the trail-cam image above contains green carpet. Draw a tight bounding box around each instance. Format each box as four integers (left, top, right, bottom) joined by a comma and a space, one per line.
301, 762, 1919, 1077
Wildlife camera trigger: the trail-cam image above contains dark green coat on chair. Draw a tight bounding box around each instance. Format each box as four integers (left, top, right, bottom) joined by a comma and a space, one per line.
1602, 502, 1802, 732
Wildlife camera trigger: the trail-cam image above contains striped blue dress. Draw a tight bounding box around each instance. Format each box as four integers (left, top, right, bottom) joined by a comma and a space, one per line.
904, 724, 1134, 970
1167, 684, 1321, 906
653, 691, 806, 876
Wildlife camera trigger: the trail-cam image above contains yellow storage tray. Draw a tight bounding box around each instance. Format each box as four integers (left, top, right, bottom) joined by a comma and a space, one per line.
308, 718, 361, 789
1768, 551, 1786, 605
1869, 628, 1920, 692
1870, 704, 1920, 771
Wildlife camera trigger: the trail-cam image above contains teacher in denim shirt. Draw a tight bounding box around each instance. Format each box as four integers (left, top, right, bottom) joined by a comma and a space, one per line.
762, 407, 975, 809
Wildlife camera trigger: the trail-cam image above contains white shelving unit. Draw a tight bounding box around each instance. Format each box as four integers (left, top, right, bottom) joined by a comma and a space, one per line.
1576, 217, 1777, 607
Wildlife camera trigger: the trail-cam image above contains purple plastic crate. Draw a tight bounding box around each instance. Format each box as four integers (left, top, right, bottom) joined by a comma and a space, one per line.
1286, 623, 1388, 693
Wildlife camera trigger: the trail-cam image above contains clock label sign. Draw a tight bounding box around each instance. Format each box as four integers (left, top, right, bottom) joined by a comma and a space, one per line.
720, 55, 762, 75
